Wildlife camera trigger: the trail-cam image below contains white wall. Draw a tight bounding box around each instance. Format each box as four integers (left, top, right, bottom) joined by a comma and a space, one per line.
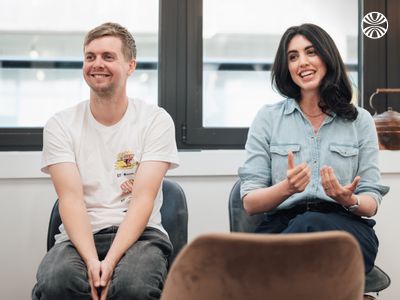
0, 151, 398, 299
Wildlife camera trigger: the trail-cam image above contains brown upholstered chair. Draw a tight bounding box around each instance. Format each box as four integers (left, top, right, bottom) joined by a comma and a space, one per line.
161, 231, 364, 300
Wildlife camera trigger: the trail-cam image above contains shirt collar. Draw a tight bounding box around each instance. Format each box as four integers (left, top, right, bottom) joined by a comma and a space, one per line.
283, 98, 337, 120
284, 98, 300, 115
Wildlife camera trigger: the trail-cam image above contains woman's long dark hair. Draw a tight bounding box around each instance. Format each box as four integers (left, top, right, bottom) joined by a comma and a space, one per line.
271, 23, 357, 121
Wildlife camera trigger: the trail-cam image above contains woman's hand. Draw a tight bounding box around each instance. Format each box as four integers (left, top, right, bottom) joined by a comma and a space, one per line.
286, 151, 311, 195
320, 166, 360, 206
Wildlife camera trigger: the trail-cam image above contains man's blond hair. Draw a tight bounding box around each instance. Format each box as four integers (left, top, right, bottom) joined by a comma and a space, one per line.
84, 22, 136, 60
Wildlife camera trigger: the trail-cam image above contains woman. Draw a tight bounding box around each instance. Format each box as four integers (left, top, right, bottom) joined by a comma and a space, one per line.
238, 23, 389, 298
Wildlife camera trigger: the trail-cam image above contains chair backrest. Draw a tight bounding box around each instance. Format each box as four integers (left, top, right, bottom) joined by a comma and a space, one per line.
161, 232, 364, 300
160, 179, 188, 263
47, 179, 188, 264
228, 179, 263, 232
228, 179, 391, 294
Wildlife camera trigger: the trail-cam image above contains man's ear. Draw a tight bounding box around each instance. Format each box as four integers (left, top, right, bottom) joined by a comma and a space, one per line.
128, 59, 137, 75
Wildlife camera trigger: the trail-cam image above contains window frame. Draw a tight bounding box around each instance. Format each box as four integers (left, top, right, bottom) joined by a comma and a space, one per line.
362, 0, 399, 115
0, 0, 398, 151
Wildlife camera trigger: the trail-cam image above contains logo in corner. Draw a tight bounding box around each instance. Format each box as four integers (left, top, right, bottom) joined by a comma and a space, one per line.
362, 12, 388, 39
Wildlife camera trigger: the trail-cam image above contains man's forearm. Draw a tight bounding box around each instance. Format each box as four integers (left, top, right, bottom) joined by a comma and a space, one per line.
48, 162, 98, 264
59, 197, 98, 264
104, 161, 169, 266
104, 196, 154, 266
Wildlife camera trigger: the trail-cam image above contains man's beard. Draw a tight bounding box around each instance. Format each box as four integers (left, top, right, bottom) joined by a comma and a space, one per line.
90, 83, 115, 98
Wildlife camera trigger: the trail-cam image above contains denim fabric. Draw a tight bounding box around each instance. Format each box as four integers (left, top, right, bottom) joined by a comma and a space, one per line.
239, 98, 389, 211
32, 227, 172, 300
255, 210, 378, 273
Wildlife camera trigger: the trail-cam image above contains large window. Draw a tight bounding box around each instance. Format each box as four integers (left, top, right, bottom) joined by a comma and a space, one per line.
203, 0, 358, 128
0, 0, 158, 149
182, 0, 359, 148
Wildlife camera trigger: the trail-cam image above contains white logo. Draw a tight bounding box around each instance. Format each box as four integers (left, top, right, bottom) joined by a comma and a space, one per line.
362, 12, 388, 39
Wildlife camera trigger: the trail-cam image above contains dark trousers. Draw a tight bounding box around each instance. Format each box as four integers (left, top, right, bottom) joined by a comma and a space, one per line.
255, 206, 378, 273
32, 227, 172, 300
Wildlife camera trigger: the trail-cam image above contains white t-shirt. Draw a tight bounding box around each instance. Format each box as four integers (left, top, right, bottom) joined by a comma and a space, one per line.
42, 98, 179, 243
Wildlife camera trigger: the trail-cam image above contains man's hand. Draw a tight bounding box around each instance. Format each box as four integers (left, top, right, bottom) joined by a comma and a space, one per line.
320, 166, 360, 206
99, 259, 115, 300
86, 259, 101, 300
286, 151, 311, 195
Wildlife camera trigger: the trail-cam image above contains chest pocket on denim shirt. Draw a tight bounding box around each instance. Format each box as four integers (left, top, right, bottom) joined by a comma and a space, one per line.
327, 144, 359, 185
270, 144, 301, 184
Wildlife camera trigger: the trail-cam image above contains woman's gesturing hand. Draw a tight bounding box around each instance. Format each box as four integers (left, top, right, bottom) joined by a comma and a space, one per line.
320, 166, 360, 206
286, 151, 311, 195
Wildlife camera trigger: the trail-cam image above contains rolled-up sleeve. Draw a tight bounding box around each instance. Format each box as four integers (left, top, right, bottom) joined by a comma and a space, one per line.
238, 106, 272, 199
355, 109, 390, 205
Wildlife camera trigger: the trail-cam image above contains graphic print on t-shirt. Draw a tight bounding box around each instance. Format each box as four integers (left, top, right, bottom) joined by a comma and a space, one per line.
114, 150, 138, 170
114, 150, 140, 199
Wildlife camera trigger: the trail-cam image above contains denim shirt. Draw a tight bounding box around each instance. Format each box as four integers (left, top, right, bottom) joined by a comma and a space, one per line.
239, 98, 389, 212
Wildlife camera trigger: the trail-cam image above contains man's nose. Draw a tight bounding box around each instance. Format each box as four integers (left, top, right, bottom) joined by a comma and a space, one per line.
92, 56, 104, 67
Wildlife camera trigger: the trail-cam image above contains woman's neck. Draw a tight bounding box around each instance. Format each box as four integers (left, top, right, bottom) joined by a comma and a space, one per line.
300, 89, 320, 105
299, 99, 321, 116
298, 92, 326, 133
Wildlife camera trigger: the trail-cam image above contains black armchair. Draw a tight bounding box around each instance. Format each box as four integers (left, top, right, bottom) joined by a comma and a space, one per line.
47, 179, 188, 265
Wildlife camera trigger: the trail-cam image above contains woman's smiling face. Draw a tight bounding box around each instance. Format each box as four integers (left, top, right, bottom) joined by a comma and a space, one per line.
287, 34, 327, 95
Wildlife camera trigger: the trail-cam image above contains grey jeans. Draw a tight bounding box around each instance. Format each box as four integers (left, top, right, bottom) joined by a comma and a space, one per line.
32, 227, 172, 300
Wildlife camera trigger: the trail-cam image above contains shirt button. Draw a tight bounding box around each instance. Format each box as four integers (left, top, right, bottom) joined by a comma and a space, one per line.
313, 160, 317, 164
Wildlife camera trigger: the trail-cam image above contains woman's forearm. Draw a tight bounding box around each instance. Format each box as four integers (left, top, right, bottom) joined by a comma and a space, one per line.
243, 179, 293, 215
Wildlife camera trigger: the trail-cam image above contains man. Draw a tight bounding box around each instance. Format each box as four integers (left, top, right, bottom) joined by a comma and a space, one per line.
32, 22, 179, 300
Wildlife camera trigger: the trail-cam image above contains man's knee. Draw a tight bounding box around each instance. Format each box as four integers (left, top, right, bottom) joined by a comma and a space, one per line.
34, 263, 90, 299
109, 281, 161, 300
108, 265, 165, 300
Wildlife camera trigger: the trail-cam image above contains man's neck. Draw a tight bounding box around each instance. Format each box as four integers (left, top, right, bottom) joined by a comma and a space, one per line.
89, 91, 129, 126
